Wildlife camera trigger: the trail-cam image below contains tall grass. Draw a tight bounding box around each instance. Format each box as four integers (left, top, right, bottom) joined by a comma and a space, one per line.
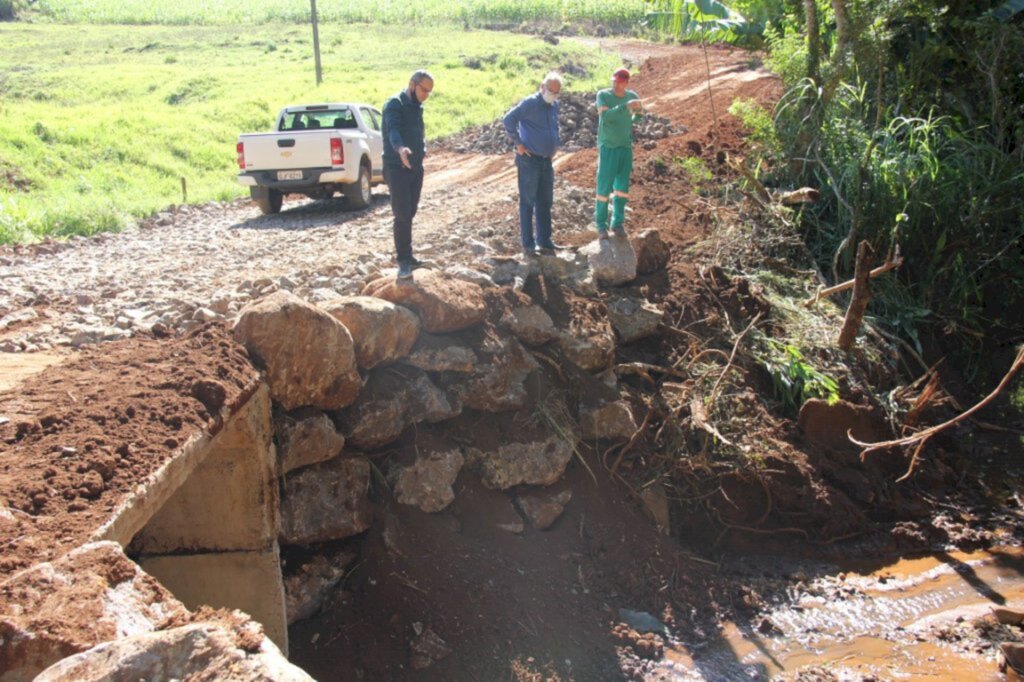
23, 0, 646, 27
0, 22, 620, 243
762, 75, 1024, 369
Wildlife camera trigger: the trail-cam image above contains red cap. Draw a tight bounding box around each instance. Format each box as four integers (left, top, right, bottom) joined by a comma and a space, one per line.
612, 68, 630, 82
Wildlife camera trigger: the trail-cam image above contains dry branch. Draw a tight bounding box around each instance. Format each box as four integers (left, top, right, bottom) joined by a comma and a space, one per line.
837, 240, 874, 350
805, 245, 903, 307
853, 346, 1024, 469
690, 397, 733, 446
707, 312, 763, 406
779, 187, 821, 205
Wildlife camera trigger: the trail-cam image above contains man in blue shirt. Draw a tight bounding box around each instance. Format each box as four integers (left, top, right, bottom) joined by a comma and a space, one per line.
382, 70, 433, 279
502, 72, 562, 256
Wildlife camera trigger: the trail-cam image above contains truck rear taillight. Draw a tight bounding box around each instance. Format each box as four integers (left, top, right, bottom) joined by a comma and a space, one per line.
331, 138, 344, 166
236, 142, 245, 170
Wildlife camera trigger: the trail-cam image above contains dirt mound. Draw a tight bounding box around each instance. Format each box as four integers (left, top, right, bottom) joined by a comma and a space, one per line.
0, 324, 257, 579
437, 91, 683, 155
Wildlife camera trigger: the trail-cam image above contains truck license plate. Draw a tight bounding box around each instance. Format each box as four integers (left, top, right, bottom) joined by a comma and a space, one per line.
277, 170, 303, 181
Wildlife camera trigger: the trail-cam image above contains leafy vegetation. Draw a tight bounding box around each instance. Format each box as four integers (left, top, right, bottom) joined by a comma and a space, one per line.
730, 1, 1024, 374
0, 23, 618, 242
757, 340, 840, 414
644, 0, 763, 44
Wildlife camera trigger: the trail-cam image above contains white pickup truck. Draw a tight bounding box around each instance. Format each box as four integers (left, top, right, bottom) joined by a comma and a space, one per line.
236, 103, 384, 214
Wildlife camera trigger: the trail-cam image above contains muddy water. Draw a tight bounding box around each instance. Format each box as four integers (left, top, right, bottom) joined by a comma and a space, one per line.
659, 548, 1024, 680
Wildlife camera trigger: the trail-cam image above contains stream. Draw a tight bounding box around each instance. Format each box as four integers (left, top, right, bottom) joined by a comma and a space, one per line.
657, 548, 1024, 680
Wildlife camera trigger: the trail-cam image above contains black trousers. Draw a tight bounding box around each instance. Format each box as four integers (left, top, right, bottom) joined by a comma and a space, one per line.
384, 164, 424, 263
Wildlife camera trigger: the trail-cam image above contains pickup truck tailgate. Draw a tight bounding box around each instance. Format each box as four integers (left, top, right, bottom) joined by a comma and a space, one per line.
239, 131, 340, 171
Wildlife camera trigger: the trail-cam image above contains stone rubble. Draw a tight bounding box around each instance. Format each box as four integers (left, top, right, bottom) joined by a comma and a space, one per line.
438, 91, 685, 155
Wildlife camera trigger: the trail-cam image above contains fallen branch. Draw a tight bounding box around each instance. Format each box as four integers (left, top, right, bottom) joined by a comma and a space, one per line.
615, 361, 689, 381
805, 245, 903, 307
837, 240, 874, 350
854, 345, 1024, 464
778, 187, 821, 205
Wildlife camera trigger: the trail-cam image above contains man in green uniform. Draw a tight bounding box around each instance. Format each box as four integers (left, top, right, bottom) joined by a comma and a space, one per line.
595, 67, 643, 239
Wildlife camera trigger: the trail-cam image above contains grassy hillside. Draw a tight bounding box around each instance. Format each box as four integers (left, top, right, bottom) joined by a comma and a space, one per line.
0, 23, 620, 242
13, 0, 645, 26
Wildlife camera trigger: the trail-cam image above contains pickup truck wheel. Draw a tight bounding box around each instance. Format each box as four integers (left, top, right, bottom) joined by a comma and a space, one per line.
344, 164, 372, 210
256, 189, 283, 215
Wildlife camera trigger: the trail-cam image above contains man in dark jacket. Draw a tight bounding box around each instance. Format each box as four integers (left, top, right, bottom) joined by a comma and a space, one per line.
502, 72, 562, 257
382, 70, 433, 279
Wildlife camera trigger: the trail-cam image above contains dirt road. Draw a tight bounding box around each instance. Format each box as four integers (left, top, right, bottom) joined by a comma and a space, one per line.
0, 43, 776, 359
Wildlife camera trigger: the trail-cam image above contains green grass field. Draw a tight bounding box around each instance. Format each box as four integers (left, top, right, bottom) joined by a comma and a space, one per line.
0, 22, 621, 242
15, 0, 645, 26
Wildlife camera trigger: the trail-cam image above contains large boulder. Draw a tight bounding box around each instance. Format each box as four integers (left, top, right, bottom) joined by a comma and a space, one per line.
362, 270, 486, 333
283, 549, 357, 625
280, 456, 374, 545
0, 541, 189, 682
452, 335, 539, 412
274, 408, 345, 475
580, 237, 637, 286
337, 369, 461, 450
500, 304, 557, 346
402, 332, 478, 373
580, 400, 638, 442
606, 295, 664, 344
467, 434, 575, 490
321, 296, 420, 369
392, 449, 465, 513
233, 291, 362, 411
35, 623, 313, 682
633, 229, 671, 274
555, 299, 616, 372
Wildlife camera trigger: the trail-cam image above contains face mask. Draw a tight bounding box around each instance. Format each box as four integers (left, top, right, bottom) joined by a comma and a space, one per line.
542, 88, 558, 104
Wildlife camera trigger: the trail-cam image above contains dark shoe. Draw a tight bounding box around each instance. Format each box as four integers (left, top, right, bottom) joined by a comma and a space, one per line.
409, 256, 426, 270
612, 227, 627, 238
597, 230, 610, 241
537, 242, 562, 255
397, 261, 413, 279
522, 246, 538, 257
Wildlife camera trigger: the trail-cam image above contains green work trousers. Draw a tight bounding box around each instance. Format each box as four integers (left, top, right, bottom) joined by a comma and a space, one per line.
594, 145, 634, 231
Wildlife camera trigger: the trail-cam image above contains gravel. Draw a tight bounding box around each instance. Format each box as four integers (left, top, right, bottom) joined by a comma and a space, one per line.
0, 169, 595, 352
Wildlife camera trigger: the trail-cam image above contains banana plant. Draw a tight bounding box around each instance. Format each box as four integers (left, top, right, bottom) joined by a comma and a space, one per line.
644, 0, 763, 44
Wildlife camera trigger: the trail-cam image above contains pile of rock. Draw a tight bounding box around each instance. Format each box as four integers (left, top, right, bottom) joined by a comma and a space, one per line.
233, 230, 672, 633
438, 92, 685, 155
0, 230, 672, 680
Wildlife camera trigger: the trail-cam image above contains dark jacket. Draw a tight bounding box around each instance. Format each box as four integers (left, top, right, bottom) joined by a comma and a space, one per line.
502, 92, 560, 158
382, 90, 425, 168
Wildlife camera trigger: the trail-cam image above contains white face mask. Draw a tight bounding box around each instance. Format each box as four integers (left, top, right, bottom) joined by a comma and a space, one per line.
542, 88, 559, 104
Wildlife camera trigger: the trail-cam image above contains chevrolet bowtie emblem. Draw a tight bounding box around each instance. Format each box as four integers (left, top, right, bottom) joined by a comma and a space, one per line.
280, 151, 293, 158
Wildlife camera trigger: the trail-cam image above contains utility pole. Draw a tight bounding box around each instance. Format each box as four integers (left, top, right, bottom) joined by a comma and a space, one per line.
311, 0, 323, 86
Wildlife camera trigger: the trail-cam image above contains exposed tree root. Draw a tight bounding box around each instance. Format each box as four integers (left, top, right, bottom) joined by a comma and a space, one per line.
854, 346, 1024, 479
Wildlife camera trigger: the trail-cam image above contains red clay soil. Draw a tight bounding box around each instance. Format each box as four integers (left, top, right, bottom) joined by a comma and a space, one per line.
0, 324, 258, 581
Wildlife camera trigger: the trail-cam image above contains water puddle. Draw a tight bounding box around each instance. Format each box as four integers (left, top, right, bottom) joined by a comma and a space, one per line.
656, 548, 1024, 680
